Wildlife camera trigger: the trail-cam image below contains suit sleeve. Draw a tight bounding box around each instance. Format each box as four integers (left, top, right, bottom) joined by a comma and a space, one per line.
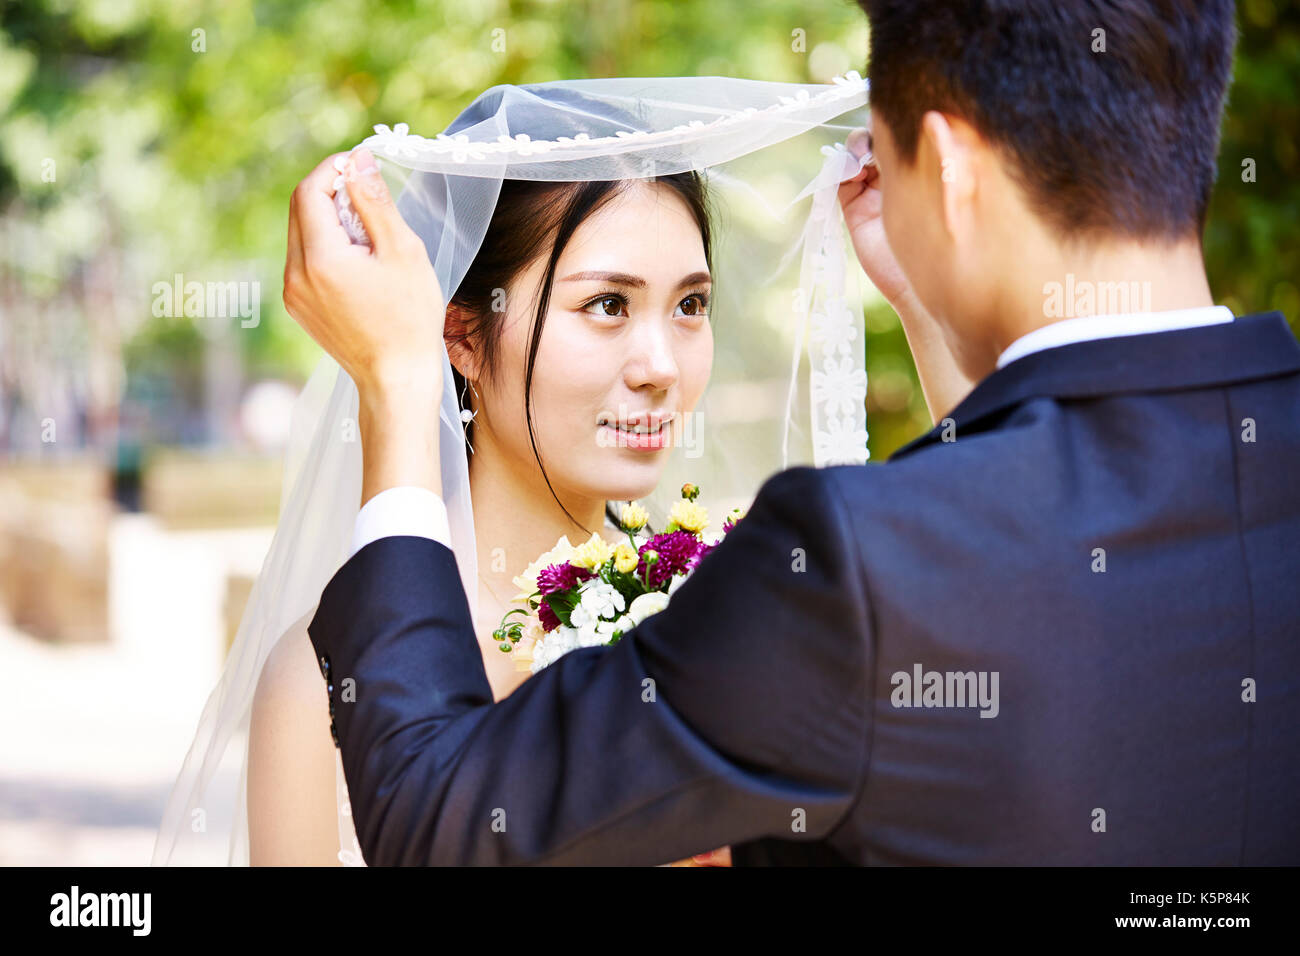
307, 466, 874, 865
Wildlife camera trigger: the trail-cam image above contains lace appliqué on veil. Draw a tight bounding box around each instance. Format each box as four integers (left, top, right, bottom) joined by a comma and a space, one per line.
785, 142, 871, 467
331, 154, 372, 248
335, 749, 366, 866
360, 72, 866, 164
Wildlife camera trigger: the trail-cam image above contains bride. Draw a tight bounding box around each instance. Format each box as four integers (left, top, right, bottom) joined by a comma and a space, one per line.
249, 166, 716, 864
153, 72, 888, 866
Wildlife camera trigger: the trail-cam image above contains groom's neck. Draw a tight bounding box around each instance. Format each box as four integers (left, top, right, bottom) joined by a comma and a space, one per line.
959, 235, 1216, 379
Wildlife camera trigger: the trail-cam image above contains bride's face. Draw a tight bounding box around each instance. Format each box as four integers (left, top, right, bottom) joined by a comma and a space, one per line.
480, 180, 713, 505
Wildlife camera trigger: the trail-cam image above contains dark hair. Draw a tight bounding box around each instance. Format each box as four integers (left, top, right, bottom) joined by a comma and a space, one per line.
447, 171, 713, 535
856, 0, 1238, 239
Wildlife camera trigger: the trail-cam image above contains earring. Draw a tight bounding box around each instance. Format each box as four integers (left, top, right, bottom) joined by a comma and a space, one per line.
459, 378, 479, 453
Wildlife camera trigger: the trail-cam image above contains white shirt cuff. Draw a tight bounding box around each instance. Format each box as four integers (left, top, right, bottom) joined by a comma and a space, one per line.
350, 486, 452, 558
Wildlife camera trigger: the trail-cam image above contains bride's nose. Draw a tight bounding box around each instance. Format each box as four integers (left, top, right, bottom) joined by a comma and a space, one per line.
625, 317, 678, 392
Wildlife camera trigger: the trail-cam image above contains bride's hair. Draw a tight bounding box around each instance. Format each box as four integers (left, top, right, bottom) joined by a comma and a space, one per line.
446, 170, 713, 534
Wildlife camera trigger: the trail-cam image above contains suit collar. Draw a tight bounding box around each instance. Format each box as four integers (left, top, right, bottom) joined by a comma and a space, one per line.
892, 311, 1300, 459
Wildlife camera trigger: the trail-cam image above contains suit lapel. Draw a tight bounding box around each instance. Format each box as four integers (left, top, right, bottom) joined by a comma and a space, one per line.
891, 311, 1300, 460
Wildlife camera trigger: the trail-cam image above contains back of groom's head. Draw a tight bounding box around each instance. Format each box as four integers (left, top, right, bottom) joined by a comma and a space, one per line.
856, 0, 1238, 241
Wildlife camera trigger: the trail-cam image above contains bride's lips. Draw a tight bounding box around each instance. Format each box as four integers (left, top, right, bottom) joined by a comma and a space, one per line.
598, 413, 675, 451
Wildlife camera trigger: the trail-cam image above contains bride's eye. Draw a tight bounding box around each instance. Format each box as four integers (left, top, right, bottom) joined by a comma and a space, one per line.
675, 292, 709, 319
581, 292, 628, 318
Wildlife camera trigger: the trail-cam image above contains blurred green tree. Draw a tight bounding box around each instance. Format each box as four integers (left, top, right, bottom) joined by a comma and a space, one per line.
0, 0, 1293, 462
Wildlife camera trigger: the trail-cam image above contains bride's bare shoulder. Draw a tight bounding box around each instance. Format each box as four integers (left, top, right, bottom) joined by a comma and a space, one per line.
248, 626, 341, 865
249, 626, 336, 789
253, 626, 329, 720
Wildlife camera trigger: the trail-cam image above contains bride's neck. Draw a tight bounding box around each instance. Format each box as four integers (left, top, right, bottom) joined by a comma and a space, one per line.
467, 423, 608, 602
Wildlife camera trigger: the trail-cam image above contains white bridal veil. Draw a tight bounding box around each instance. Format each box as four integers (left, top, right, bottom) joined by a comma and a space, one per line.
153, 72, 872, 865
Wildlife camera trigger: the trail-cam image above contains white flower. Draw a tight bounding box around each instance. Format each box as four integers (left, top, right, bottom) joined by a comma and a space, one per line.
815, 414, 870, 465
569, 579, 626, 629
434, 132, 481, 163
577, 615, 632, 648
530, 610, 635, 672
495, 132, 550, 156
530, 625, 580, 673
369, 122, 422, 160
627, 590, 671, 624
811, 354, 867, 418
811, 301, 858, 358
575, 621, 603, 648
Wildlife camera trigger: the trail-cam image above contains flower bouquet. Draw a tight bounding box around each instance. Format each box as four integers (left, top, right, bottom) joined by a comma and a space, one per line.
493, 483, 745, 673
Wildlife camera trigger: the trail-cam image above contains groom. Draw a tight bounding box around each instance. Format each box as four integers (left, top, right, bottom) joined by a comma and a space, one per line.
286, 0, 1299, 865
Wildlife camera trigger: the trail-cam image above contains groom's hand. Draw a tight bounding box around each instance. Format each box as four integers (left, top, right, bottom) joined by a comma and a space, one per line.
283, 148, 446, 397
838, 127, 912, 305
284, 148, 447, 503
838, 127, 976, 421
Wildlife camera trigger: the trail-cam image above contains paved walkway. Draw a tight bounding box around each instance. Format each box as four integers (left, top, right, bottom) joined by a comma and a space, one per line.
0, 516, 273, 865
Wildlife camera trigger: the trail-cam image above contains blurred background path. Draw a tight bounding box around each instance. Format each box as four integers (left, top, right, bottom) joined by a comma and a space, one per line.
0, 512, 271, 865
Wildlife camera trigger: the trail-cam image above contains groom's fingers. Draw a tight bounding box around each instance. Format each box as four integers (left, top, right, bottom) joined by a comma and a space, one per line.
840, 127, 875, 185
691, 846, 733, 866
846, 126, 872, 159
838, 144, 881, 215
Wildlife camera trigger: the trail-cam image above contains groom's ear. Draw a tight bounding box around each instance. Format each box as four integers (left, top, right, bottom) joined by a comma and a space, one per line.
444, 303, 482, 380
919, 111, 980, 246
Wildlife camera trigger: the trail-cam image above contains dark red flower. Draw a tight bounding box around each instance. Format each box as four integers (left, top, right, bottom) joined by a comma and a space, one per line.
537, 561, 593, 595
537, 600, 561, 632
688, 539, 716, 570
637, 531, 700, 587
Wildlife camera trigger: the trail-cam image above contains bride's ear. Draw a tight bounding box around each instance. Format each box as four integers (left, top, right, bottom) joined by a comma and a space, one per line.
444, 303, 482, 380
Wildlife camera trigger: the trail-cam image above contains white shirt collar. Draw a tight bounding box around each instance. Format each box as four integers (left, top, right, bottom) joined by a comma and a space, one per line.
996, 305, 1235, 370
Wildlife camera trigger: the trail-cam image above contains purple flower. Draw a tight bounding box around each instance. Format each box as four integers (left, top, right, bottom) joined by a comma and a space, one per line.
688, 539, 716, 570
537, 561, 593, 595
538, 600, 562, 633
637, 531, 700, 588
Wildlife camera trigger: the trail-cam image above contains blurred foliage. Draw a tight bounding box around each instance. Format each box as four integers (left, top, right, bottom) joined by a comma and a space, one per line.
1205, 0, 1300, 336
0, 0, 1295, 463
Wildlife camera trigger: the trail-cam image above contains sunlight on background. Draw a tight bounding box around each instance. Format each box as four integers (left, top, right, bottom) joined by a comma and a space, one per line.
1, 0, 1296, 864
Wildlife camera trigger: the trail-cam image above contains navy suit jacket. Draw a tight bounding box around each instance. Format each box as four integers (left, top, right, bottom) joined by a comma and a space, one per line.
308, 311, 1300, 865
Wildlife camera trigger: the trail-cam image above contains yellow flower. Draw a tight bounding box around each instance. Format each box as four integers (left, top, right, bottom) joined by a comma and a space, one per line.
613, 542, 639, 574
512, 535, 576, 602
669, 499, 709, 534
620, 501, 649, 532
571, 532, 614, 571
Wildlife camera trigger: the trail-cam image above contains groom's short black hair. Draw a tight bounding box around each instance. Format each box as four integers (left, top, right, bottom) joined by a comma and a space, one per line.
857, 0, 1237, 240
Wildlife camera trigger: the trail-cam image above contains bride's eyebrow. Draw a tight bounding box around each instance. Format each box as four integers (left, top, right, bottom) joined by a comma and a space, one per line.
559, 270, 711, 289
